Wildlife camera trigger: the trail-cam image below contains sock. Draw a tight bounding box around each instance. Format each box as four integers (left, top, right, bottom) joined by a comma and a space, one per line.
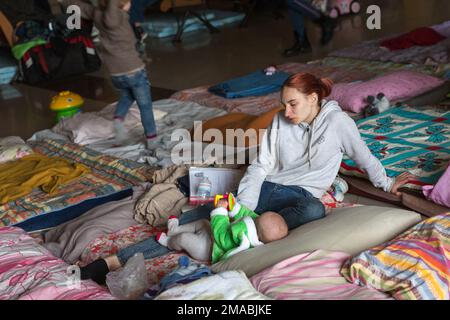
146, 134, 158, 149
156, 232, 170, 247
80, 259, 110, 285
114, 118, 129, 144
167, 216, 179, 236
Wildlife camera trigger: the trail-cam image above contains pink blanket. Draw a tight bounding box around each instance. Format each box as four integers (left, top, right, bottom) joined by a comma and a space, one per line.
0, 227, 114, 300
250, 250, 392, 300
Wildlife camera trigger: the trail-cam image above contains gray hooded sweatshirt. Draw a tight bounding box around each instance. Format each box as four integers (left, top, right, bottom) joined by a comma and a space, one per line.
237, 100, 394, 210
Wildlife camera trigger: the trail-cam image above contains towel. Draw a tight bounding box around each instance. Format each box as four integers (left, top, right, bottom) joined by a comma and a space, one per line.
0, 154, 89, 204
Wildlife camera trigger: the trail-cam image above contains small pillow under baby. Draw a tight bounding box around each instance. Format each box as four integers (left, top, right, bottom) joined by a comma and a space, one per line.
211, 205, 421, 277
328, 71, 446, 113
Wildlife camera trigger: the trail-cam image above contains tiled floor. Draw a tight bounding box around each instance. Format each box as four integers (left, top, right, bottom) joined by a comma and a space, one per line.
1, 0, 449, 140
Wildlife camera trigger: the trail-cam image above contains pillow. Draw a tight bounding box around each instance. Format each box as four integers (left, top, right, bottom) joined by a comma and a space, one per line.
423, 163, 450, 208
328, 71, 445, 113
340, 213, 450, 300
211, 206, 421, 277
53, 106, 168, 145
0, 136, 33, 163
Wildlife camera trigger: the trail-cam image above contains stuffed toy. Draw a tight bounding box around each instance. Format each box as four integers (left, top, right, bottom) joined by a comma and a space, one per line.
364, 92, 390, 117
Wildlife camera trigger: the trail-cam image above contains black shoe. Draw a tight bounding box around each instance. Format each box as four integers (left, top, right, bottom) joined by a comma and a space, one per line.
283, 34, 312, 57
319, 16, 337, 45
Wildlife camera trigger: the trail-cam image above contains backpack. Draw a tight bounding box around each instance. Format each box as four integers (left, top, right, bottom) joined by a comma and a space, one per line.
14, 17, 101, 84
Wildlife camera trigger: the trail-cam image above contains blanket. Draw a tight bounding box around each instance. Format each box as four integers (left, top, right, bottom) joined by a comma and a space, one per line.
330, 36, 450, 66
0, 139, 153, 227
341, 213, 450, 300
0, 226, 114, 300
380, 27, 446, 51
0, 154, 89, 204
43, 184, 148, 264
250, 250, 392, 300
340, 104, 450, 190
30, 99, 229, 167
155, 270, 270, 300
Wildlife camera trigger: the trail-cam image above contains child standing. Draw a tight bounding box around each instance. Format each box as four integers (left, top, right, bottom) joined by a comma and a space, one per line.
61, 0, 157, 148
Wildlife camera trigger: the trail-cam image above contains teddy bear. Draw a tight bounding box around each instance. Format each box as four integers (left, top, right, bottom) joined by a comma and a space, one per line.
364, 92, 390, 118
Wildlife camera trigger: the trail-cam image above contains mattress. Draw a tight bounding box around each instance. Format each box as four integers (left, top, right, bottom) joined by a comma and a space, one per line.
171, 62, 377, 115
340, 104, 450, 191
0, 139, 154, 231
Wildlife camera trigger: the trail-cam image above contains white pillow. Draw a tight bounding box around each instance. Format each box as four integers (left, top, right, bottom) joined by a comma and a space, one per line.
0, 136, 33, 163
53, 103, 168, 145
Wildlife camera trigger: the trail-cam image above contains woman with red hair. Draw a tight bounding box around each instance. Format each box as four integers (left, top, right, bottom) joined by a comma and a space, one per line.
237, 73, 415, 230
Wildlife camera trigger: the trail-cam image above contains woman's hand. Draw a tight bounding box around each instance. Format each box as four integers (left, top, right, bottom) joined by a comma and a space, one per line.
390, 172, 417, 196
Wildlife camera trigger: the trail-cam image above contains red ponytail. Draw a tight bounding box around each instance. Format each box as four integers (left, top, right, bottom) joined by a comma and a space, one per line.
283, 73, 334, 101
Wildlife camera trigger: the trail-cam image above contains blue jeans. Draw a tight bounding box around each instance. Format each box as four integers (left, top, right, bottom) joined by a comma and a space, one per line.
117, 203, 213, 265
129, 0, 160, 24
286, 0, 321, 41
254, 181, 325, 230
111, 68, 156, 137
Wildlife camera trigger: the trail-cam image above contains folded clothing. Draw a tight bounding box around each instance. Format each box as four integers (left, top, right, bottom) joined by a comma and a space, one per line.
208, 70, 290, 99
380, 27, 446, 51
0, 154, 89, 204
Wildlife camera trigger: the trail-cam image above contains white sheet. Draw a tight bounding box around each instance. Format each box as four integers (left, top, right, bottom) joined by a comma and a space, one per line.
29, 99, 236, 167
154, 270, 271, 300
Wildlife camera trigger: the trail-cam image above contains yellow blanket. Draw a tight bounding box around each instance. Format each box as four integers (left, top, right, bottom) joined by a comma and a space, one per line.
0, 154, 90, 204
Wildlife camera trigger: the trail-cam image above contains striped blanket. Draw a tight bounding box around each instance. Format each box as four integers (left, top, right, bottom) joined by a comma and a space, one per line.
0, 227, 114, 300
340, 213, 450, 300
250, 250, 392, 300
0, 139, 154, 227
340, 105, 450, 190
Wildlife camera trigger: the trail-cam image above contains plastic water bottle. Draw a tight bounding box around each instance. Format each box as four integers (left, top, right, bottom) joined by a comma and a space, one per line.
197, 176, 212, 202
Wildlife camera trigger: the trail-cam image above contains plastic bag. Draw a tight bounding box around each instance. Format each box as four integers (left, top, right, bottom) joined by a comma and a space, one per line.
106, 253, 149, 300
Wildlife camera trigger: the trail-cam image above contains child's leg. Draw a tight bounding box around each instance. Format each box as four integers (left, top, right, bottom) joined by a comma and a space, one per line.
111, 76, 135, 143
129, 69, 157, 142
168, 219, 209, 236
167, 222, 211, 261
